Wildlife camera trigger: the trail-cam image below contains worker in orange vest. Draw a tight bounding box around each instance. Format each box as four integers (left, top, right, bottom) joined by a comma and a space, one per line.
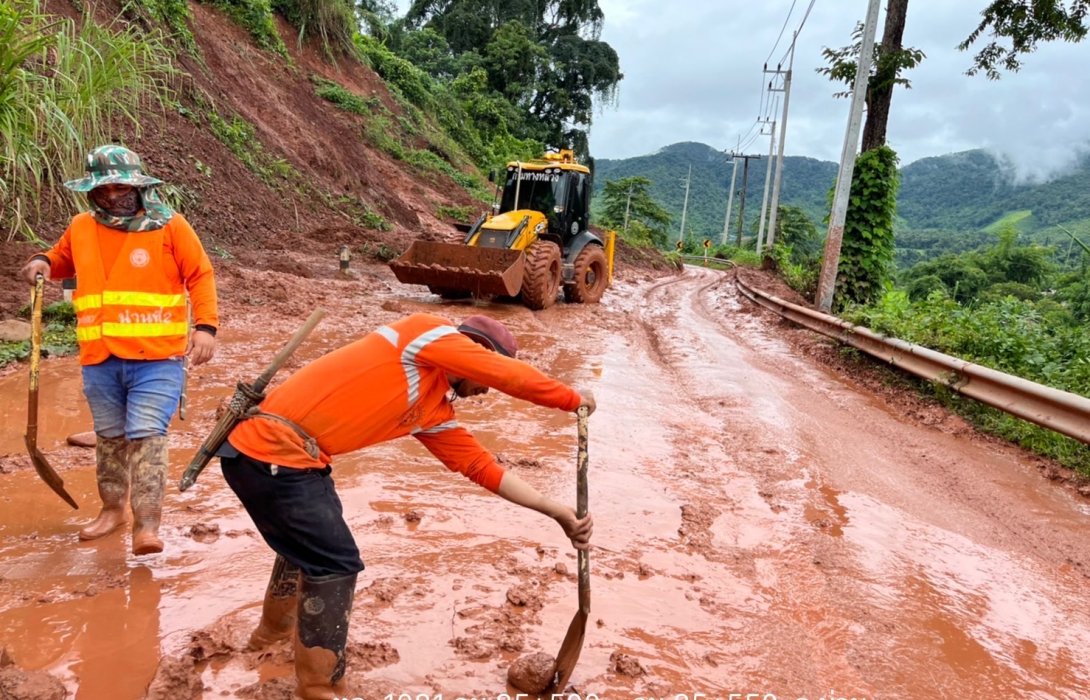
21, 145, 218, 555
220, 312, 595, 699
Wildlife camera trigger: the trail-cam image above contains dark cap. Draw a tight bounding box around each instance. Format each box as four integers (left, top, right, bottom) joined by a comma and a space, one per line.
457, 315, 518, 358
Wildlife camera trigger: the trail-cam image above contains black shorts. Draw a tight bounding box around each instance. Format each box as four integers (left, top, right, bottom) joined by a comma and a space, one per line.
220, 452, 364, 578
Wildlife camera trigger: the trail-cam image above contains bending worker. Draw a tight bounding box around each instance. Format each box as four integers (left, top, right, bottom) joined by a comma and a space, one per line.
21, 145, 218, 555
220, 312, 595, 699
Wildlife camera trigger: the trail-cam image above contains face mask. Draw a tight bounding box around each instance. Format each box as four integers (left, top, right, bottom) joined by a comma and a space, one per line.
90, 187, 141, 217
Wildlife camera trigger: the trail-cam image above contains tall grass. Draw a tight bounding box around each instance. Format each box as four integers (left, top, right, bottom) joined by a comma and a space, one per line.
273, 0, 358, 59
0, 0, 176, 242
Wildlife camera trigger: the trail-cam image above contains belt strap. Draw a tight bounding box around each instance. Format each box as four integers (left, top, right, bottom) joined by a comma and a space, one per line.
242, 408, 321, 461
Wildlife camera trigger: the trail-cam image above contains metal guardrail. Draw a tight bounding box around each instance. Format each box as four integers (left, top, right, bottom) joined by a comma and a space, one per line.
735, 275, 1090, 445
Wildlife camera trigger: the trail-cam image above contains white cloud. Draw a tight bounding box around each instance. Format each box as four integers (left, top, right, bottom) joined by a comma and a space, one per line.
589, 0, 1090, 180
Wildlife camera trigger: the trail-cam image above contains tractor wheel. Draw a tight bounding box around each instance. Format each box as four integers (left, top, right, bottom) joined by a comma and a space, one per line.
563, 245, 609, 304
520, 240, 562, 310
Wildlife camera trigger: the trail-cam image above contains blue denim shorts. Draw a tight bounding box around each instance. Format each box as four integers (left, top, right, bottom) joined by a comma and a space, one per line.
81, 356, 184, 440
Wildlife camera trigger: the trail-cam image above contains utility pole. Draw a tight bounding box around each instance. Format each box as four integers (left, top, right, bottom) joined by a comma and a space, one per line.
678, 164, 692, 245
815, 0, 882, 313
722, 156, 739, 245
756, 117, 776, 256
735, 154, 761, 247
622, 186, 634, 237
765, 41, 795, 250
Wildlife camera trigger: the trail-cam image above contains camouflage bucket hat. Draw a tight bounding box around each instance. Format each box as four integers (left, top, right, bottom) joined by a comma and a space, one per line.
63, 145, 164, 192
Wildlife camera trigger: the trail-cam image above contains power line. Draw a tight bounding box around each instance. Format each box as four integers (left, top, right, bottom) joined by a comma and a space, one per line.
765, 0, 799, 66
778, 0, 818, 66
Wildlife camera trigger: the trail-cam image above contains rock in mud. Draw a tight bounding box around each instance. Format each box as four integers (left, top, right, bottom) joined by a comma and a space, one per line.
609, 650, 646, 676
0, 647, 67, 700
145, 655, 202, 700
507, 651, 556, 693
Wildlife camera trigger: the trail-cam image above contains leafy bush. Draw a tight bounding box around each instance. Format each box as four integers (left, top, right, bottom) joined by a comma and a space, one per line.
847, 289, 1090, 473
1, 300, 77, 368
272, 0, 358, 58
200, 0, 286, 55
1, 0, 177, 240
313, 76, 380, 115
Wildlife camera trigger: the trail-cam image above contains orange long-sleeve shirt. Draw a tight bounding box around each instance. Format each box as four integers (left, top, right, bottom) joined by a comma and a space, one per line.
43, 213, 218, 330
228, 313, 582, 492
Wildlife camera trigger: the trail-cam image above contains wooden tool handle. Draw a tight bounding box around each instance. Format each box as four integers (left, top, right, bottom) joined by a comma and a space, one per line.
576, 405, 590, 615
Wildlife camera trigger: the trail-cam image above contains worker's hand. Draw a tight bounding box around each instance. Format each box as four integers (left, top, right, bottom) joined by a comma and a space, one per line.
21, 259, 51, 285
556, 508, 593, 551
576, 388, 596, 416
187, 329, 216, 367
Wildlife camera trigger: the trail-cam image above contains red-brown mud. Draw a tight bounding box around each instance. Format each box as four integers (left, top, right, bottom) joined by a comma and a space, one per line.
2, 260, 1090, 699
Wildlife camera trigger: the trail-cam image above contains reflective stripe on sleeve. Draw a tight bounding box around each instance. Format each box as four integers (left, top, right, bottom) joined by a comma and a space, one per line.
402, 326, 459, 405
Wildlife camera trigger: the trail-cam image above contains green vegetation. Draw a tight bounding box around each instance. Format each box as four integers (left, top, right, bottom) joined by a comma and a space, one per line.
202, 109, 294, 186
839, 225, 1090, 473
271, 0, 357, 58
0, 0, 177, 241
436, 204, 473, 221
199, 0, 286, 55
984, 209, 1033, 234
130, 0, 197, 52
354, 34, 538, 174
400, 0, 621, 156
846, 287, 1090, 474
313, 76, 380, 114
834, 145, 899, 310
769, 204, 822, 296
0, 301, 78, 368
597, 176, 672, 248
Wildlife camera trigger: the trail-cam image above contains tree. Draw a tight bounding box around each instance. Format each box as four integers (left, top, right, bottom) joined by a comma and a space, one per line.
817, 0, 924, 152
775, 204, 821, 260
960, 0, 1090, 79
599, 176, 672, 248
482, 20, 547, 105
404, 0, 621, 154
396, 27, 458, 79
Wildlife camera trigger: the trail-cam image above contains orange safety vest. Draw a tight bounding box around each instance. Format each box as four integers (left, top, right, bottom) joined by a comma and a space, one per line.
68, 213, 188, 365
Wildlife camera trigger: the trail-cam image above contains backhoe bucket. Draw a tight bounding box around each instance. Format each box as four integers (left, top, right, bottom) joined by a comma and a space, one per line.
389, 241, 527, 297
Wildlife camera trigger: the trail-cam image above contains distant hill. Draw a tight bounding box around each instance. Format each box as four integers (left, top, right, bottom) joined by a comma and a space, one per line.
592, 142, 1090, 261
591, 142, 836, 242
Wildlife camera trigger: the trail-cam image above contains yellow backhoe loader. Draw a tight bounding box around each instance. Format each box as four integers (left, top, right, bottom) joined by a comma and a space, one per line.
389, 149, 616, 310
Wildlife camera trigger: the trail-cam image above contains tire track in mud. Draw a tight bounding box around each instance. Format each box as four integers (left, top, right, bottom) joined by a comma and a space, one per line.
624, 265, 1090, 698
625, 266, 873, 696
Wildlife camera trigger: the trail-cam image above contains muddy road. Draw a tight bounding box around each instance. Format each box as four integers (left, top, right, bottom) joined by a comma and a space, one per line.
2, 262, 1089, 699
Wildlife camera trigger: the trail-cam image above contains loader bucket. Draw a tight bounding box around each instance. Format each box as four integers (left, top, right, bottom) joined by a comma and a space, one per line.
389, 240, 527, 297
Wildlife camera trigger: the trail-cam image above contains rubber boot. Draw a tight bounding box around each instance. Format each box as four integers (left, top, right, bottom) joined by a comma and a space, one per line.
248, 555, 301, 650
129, 435, 168, 555
78, 436, 129, 541
294, 572, 357, 700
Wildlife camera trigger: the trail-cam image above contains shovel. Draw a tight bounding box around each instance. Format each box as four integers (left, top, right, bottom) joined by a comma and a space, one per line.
25, 274, 78, 510
546, 405, 590, 693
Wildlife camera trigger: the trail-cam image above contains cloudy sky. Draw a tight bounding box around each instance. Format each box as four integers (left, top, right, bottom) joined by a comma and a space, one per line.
589, 0, 1090, 181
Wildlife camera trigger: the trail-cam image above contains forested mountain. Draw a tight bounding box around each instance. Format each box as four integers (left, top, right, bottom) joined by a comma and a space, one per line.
591, 142, 836, 242
592, 142, 1090, 260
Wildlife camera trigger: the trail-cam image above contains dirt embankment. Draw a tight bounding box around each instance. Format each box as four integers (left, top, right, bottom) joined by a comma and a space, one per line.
1, 0, 485, 319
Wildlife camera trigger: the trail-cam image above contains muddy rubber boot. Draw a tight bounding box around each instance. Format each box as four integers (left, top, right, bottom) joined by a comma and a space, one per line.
129, 435, 168, 555
248, 555, 301, 650
294, 572, 356, 700
78, 436, 130, 541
